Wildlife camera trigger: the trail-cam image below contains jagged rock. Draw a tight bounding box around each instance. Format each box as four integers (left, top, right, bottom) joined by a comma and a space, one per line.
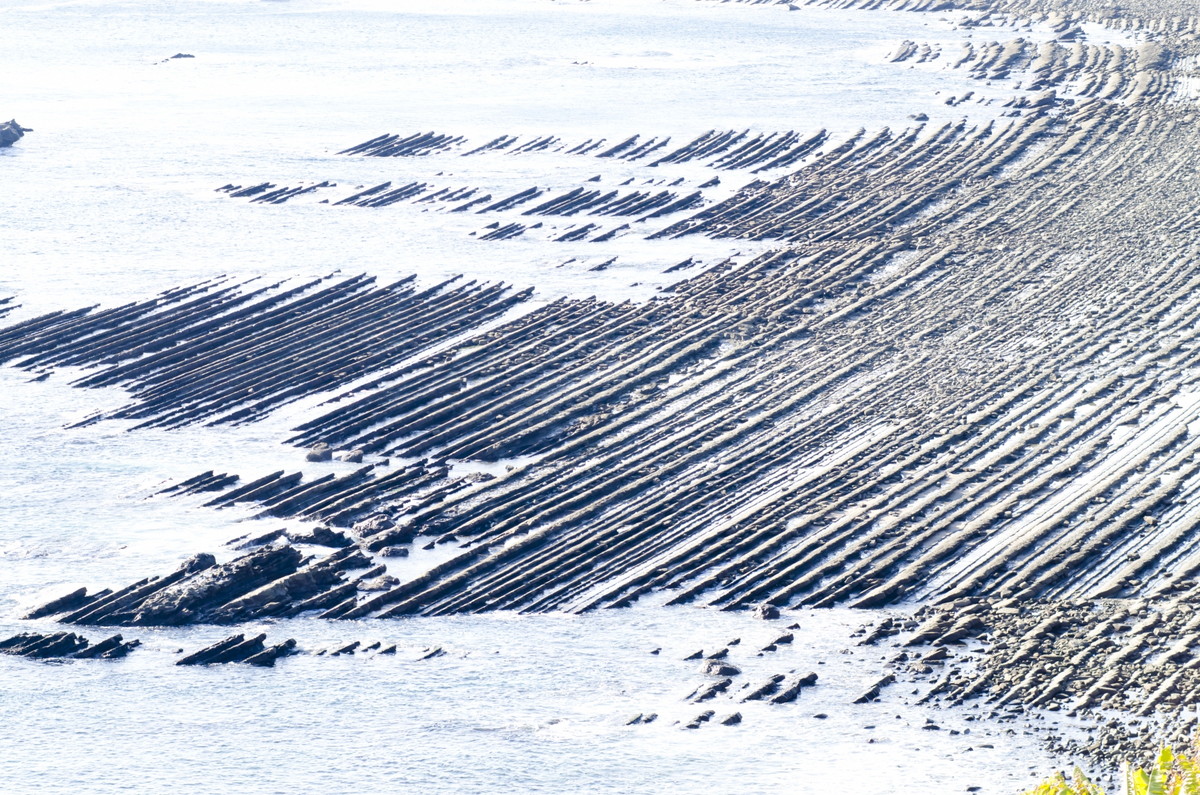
209, 547, 369, 623
0, 632, 87, 658
24, 587, 91, 619
0, 631, 137, 660
719, 712, 742, 726
287, 526, 351, 548
0, 120, 31, 148
131, 546, 303, 626
244, 639, 298, 667
769, 672, 818, 704
337, 449, 364, 463
359, 575, 400, 591
176, 633, 293, 666
72, 635, 141, 659
742, 674, 786, 702
854, 674, 896, 704
690, 677, 733, 702
352, 514, 394, 536
377, 546, 409, 558
182, 552, 218, 573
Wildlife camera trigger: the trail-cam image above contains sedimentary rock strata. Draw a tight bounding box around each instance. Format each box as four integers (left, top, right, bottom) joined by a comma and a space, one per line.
0, 275, 526, 428
177, 633, 297, 666
12, 7, 1200, 773
0, 631, 139, 660
36, 545, 374, 626
22, 84, 1200, 630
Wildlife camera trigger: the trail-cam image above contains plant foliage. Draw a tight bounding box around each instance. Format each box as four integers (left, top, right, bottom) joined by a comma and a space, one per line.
1025, 746, 1200, 795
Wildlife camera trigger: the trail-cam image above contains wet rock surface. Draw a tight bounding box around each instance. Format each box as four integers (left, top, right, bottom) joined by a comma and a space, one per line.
177, 633, 297, 667
28, 545, 374, 627
0, 631, 139, 660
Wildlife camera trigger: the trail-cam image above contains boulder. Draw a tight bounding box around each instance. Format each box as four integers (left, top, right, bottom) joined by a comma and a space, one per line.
305, 443, 333, 462
703, 660, 741, 677
359, 575, 400, 592
754, 604, 780, 620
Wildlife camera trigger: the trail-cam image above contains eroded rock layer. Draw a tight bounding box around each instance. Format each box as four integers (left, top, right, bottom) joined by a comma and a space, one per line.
0, 275, 526, 428
10, 0, 1200, 662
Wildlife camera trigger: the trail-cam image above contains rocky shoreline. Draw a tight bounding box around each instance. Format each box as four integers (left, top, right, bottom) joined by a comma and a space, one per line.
9, 0, 1200, 780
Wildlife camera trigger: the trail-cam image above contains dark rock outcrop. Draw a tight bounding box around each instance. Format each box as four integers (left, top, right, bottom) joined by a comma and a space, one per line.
0, 631, 139, 660
0, 120, 31, 148
177, 633, 296, 667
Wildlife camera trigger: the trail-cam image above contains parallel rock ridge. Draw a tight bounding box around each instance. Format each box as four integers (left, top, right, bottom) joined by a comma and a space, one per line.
176, 633, 297, 667
335, 128, 827, 173
192, 461, 461, 529
14, 0, 1200, 699
0, 274, 526, 428
20, 91, 1200, 630
0, 631, 139, 660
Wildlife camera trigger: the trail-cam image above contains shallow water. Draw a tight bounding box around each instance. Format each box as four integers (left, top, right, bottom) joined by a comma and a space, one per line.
2, 606, 1061, 794
0, 1, 1077, 791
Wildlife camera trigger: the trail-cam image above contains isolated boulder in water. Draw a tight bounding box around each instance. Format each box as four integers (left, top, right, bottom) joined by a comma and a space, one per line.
306, 443, 333, 462
0, 120, 31, 148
